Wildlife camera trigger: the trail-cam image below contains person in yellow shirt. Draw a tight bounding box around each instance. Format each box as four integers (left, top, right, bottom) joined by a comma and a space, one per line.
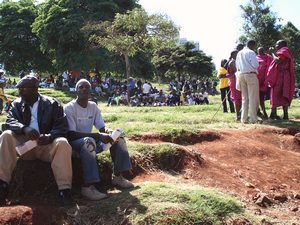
217, 59, 235, 113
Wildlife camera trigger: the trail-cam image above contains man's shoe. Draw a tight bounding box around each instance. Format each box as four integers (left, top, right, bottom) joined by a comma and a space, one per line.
0, 179, 8, 205
58, 189, 75, 206
270, 114, 281, 120
112, 175, 134, 189
81, 185, 108, 200
257, 110, 264, 118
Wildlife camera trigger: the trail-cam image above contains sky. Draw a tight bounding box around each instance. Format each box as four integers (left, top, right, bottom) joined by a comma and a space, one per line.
138, 0, 300, 66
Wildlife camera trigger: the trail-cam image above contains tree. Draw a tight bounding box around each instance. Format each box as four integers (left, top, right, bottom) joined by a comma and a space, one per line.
281, 22, 300, 82
84, 8, 179, 88
239, 0, 281, 49
32, 0, 137, 72
130, 51, 155, 80
183, 42, 214, 79
152, 41, 214, 81
0, 0, 52, 73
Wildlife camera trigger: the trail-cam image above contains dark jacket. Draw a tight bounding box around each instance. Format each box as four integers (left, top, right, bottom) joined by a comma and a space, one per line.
3, 94, 68, 141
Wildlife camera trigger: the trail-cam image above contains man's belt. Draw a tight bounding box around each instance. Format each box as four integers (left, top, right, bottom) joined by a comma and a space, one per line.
240, 71, 257, 74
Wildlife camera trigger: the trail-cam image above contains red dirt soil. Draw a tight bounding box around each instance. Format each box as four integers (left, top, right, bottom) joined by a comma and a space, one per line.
132, 128, 300, 224
1, 128, 299, 224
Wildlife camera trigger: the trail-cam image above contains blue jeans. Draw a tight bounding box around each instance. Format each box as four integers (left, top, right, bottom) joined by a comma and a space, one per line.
70, 137, 132, 184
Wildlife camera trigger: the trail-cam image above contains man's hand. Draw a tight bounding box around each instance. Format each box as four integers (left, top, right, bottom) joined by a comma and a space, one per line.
98, 133, 114, 144
23, 127, 40, 140
38, 134, 51, 145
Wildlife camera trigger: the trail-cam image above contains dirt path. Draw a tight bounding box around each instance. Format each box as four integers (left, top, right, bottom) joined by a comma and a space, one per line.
132, 128, 300, 224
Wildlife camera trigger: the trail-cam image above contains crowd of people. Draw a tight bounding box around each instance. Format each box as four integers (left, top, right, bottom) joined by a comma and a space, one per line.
107, 78, 211, 107
217, 39, 296, 123
2, 69, 215, 109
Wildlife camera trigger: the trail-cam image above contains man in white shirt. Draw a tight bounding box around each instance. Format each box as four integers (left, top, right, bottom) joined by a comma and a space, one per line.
64, 79, 133, 201
235, 40, 260, 123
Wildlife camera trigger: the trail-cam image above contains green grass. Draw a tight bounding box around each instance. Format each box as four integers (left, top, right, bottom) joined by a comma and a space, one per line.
67, 182, 245, 225
132, 182, 242, 224
4, 88, 76, 104
99, 96, 300, 136
1, 87, 300, 135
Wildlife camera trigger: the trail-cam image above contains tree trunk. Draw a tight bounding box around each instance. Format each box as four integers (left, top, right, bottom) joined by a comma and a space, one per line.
157, 74, 161, 85
177, 71, 181, 82
124, 53, 131, 105
95, 63, 101, 80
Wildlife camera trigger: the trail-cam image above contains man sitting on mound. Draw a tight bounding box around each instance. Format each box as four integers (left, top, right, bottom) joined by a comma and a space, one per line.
0, 75, 73, 206
64, 79, 134, 201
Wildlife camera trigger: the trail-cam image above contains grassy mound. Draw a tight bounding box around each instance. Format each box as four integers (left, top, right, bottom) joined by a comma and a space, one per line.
65, 182, 244, 225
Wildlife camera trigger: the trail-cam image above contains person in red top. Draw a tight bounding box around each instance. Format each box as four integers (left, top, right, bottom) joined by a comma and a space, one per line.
265, 40, 295, 120
256, 47, 273, 119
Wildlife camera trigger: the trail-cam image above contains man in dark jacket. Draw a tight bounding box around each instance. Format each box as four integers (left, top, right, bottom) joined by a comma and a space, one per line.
0, 75, 73, 205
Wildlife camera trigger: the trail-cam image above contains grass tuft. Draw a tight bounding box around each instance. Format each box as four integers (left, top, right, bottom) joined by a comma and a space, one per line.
66, 182, 243, 225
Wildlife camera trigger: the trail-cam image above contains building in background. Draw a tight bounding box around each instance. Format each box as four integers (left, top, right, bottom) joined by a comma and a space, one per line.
178, 38, 200, 51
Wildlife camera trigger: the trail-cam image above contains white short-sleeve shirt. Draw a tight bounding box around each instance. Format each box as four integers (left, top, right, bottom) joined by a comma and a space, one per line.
64, 100, 105, 133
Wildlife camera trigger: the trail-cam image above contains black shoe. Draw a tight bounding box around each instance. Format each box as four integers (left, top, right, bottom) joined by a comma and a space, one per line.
0, 179, 8, 205
270, 114, 281, 120
58, 189, 75, 207
257, 110, 264, 119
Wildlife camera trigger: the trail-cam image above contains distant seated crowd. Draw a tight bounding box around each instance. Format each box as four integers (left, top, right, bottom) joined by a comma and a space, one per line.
106, 77, 212, 107
6, 70, 215, 107
107, 86, 210, 107
2, 70, 300, 109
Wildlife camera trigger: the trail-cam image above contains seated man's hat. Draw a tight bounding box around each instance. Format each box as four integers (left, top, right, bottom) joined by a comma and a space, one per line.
16, 75, 39, 88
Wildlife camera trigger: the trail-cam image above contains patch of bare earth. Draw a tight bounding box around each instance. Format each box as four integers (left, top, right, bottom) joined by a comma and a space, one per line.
132, 128, 300, 224
1, 128, 299, 224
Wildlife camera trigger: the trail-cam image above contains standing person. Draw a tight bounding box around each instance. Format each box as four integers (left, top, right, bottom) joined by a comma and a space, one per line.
64, 79, 133, 201
226, 50, 242, 121
236, 43, 245, 52
265, 40, 295, 120
217, 59, 235, 113
127, 77, 136, 97
0, 75, 73, 206
256, 47, 273, 119
235, 40, 260, 123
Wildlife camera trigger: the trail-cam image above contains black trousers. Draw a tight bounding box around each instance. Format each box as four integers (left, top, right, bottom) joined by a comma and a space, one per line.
220, 87, 234, 113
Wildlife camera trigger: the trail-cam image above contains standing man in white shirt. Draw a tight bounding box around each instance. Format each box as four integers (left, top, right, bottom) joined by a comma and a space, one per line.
235, 40, 260, 123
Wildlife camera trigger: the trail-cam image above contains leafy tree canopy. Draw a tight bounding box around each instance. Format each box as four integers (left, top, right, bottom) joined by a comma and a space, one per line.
153, 41, 214, 81
0, 0, 52, 73
239, 0, 281, 50
281, 22, 300, 82
83, 8, 179, 81
32, 0, 138, 71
